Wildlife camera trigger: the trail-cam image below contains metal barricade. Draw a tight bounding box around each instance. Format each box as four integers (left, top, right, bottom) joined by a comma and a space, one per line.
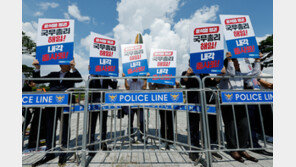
80, 76, 211, 166
22, 78, 85, 166
22, 75, 273, 166
201, 75, 273, 166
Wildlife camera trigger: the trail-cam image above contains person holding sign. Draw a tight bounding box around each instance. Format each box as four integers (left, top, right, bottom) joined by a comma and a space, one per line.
87, 72, 118, 156
122, 72, 149, 143
31, 59, 82, 166
218, 52, 261, 163
181, 60, 222, 161
180, 62, 202, 162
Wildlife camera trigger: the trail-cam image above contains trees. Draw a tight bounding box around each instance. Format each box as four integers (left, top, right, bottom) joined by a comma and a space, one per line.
22, 31, 36, 77
22, 65, 34, 77
22, 31, 36, 55
259, 35, 273, 68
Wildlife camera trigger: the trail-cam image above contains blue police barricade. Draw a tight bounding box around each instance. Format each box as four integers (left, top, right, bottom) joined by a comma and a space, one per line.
202, 75, 273, 166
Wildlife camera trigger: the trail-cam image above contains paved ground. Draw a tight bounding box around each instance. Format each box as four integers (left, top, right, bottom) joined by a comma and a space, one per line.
22, 108, 273, 167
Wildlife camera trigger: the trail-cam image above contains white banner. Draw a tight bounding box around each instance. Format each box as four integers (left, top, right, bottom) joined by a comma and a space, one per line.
37, 18, 74, 46
190, 23, 224, 53
121, 44, 148, 76
89, 32, 118, 58
149, 48, 176, 68
219, 15, 255, 40
121, 44, 147, 63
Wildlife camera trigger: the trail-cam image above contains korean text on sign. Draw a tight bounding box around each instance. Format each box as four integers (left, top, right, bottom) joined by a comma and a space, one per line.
148, 49, 177, 85
220, 15, 259, 58
121, 44, 148, 76
189, 23, 224, 74
89, 32, 119, 76
36, 19, 74, 65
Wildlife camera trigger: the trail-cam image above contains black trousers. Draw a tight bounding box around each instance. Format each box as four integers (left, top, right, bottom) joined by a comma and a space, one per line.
128, 108, 144, 138
88, 110, 108, 144
188, 112, 219, 148
208, 114, 218, 145
261, 104, 273, 137
159, 110, 176, 143
221, 105, 249, 149
22, 108, 32, 132
45, 107, 70, 150
248, 104, 273, 148
189, 112, 200, 148
27, 108, 47, 148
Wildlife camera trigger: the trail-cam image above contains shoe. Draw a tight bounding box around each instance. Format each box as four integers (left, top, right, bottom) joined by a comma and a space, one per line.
159, 142, 167, 150
212, 152, 223, 160
101, 143, 111, 151
88, 145, 96, 157
189, 153, 200, 162
32, 153, 55, 167
230, 151, 244, 163
168, 144, 177, 151
138, 138, 148, 144
129, 137, 136, 144
89, 152, 96, 157
252, 149, 273, 156
58, 153, 67, 166
58, 162, 66, 167
239, 151, 258, 162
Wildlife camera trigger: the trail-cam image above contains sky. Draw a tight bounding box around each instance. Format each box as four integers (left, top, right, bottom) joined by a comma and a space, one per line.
22, 0, 273, 82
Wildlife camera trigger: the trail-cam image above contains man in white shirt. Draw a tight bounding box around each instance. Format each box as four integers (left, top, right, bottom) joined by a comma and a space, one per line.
122, 72, 149, 143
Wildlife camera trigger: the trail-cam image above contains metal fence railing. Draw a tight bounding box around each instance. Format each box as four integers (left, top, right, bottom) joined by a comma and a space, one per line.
22, 75, 273, 167
201, 75, 273, 166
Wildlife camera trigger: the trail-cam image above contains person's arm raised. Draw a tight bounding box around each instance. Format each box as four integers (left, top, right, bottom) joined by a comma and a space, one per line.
123, 73, 130, 90
32, 59, 53, 83
247, 52, 263, 76
142, 73, 149, 90
225, 52, 235, 76
182, 67, 194, 82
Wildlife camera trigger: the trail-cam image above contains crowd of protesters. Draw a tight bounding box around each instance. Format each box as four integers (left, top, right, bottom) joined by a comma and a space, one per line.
22, 51, 273, 166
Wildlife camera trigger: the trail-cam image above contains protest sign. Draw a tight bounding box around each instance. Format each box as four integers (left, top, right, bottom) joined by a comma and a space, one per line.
148, 49, 176, 85
36, 19, 74, 65
220, 15, 259, 58
89, 32, 119, 76
189, 23, 224, 74
121, 44, 148, 76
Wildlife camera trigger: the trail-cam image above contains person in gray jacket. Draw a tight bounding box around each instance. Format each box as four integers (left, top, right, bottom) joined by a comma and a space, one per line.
218, 52, 261, 163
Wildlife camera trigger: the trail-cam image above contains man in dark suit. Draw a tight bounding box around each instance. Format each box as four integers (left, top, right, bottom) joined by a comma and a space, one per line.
87, 74, 117, 156
31, 59, 82, 167
180, 65, 202, 162
180, 60, 222, 162
22, 80, 47, 149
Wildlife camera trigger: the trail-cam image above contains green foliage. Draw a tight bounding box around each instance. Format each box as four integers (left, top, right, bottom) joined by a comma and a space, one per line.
258, 35, 273, 68
259, 35, 273, 54
22, 64, 34, 77
22, 31, 36, 55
